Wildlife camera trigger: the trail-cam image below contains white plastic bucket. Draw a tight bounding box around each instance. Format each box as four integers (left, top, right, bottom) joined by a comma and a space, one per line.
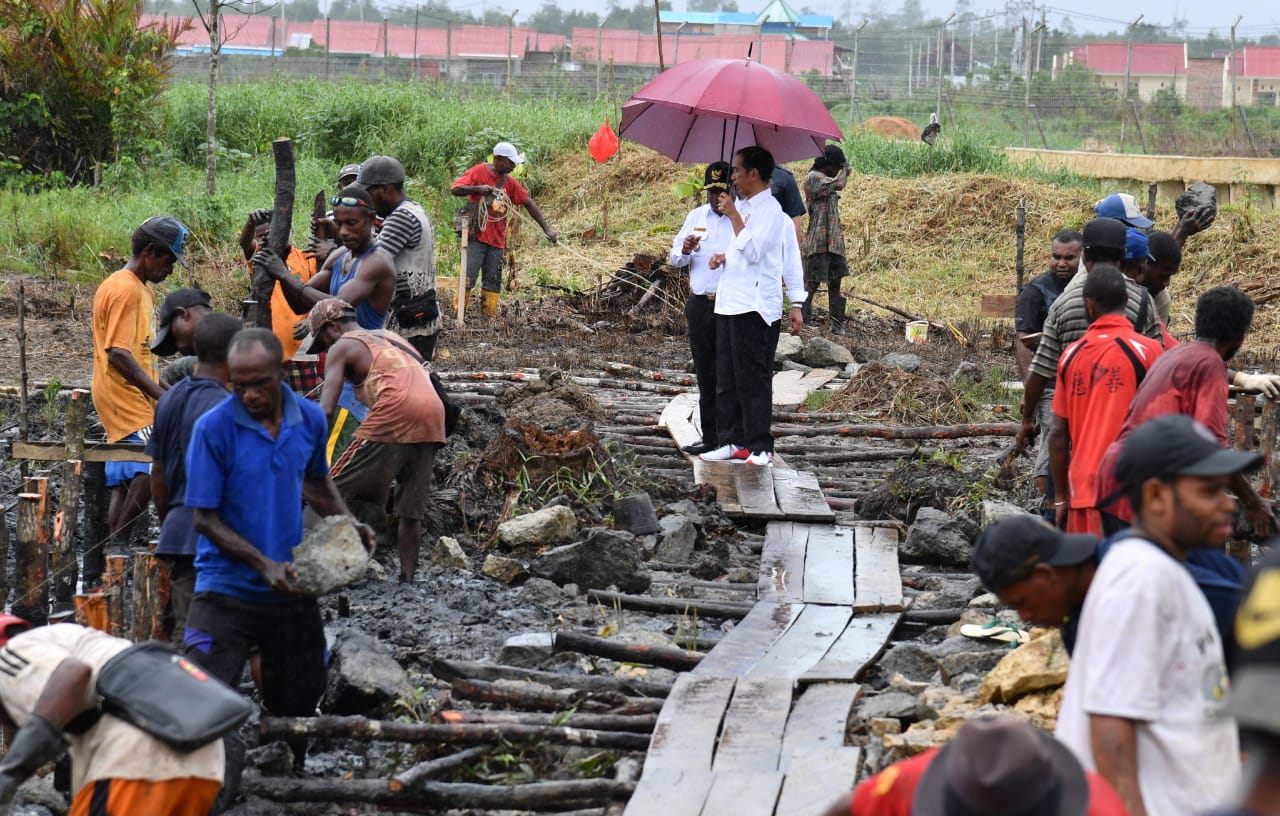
905, 320, 930, 344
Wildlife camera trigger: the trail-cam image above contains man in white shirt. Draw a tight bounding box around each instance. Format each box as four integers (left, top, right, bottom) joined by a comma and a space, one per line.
670, 161, 734, 455
1055, 413, 1257, 816
699, 147, 806, 467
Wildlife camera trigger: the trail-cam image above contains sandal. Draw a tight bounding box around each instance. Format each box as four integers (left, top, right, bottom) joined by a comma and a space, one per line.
960, 620, 1031, 646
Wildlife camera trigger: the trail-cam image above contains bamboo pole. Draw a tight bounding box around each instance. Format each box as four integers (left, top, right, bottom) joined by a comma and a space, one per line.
0, 515, 7, 609
457, 217, 469, 326
14, 490, 49, 625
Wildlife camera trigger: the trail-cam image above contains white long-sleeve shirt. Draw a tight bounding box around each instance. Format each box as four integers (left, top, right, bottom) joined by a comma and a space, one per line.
669, 203, 734, 296
714, 187, 806, 323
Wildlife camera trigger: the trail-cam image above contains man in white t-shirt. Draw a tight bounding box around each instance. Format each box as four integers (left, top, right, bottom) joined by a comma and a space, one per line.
1055, 413, 1259, 816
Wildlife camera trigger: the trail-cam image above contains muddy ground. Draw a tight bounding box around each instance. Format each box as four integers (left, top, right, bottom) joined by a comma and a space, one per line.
0, 279, 1032, 816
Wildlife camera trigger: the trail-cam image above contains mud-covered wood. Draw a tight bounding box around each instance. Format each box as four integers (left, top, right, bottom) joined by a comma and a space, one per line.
435, 710, 657, 732
429, 658, 672, 698
244, 774, 635, 810
553, 631, 704, 672
769, 422, 1020, 439
260, 715, 650, 750
14, 491, 49, 625
692, 460, 741, 513
585, 590, 753, 620
771, 469, 835, 521
388, 745, 492, 793
757, 522, 805, 603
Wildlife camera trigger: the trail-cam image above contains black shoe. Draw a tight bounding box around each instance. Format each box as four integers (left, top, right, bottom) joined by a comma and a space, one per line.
829, 319, 847, 336
682, 442, 711, 455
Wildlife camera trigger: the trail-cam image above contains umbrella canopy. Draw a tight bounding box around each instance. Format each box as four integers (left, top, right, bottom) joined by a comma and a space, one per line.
619, 57, 843, 164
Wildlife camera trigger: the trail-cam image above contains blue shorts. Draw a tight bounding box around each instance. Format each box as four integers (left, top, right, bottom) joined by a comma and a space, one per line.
105, 428, 152, 487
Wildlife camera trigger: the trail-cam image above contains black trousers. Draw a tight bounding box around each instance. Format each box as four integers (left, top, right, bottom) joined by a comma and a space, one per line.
685, 295, 718, 445
715, 312, 781, 453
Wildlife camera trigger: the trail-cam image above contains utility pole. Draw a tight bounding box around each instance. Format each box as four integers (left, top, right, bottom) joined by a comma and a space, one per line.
446, 19, 453, 83
505, 9, 518, 99
1230, 15, 1242, 149
382, 17, 389, 82
850, 19, 867, 127
596, 12, 612, 96
1119, 14, 1142, 151
1035, 8, 1045, 75
1021, 16, 1029, 147
907, 41, 913, 96
413, 6, 420, 80
673, 21, 686, 64
655, 0, 666, 70
937, 13, 955, 120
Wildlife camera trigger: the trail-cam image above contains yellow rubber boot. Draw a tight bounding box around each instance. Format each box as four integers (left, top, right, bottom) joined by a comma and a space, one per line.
482, 290, 500, 317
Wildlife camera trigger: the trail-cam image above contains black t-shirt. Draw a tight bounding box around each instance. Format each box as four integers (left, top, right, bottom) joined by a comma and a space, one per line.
770, 166, 806, 218
1014, 271, 1068, 334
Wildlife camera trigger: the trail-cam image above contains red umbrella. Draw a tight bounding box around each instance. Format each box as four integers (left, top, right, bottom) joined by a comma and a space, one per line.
619, 57, 843, 164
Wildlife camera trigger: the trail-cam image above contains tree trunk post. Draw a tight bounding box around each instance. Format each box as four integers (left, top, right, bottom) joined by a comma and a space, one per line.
14, 492, 49, 625
81, 461, 108, 589
206, 6, 220, 197
105, 554, 128, 638
54, 388, 90, 603
146, 554, 171, 641
250, 138, 296, 333
131, 549, 150, 641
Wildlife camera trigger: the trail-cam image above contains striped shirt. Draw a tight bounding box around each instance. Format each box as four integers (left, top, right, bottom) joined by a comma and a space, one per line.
1030, 272, 1162, 381
377, 199, 439, 339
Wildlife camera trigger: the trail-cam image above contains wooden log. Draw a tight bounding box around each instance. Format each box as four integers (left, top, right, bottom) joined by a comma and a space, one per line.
10, 440, 150, 463
769, 422, 1020, 439
428, 659, 672, 698
17, 279, 29, 480
250, 137, 296, 332
242, 775, 634, 810
0, 517, 7, 608
448, 678, 604, 713
74, 593, 109, 632
435, 710, 657, 732
131, 549, 150, 641
552, 632, 703, 672
903, 608, 966, 624
104, 554, 128, 638
584, 589, 753, 620
14, 492, 49, 625
259, 715, 650, 750
144, 555, 171, 641
388, 745, 491, 793
771, 448, 924, 464
54, 388, 90, 603
81, 460, 109, 586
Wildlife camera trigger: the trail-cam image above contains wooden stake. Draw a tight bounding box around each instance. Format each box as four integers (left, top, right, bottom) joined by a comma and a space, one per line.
145, 554, 172, 642
0, 513, 8, 609
105, 554, 128, 638
457, 217, 469, 326
17, 279, 29, 481
81, 461, 109, 587
73, 593, 109, 632
131, 549, 150, 641
242, 775, 634, 810
250, 137, 296, 331
55, 389, 90, 600
14, 492, 49, 625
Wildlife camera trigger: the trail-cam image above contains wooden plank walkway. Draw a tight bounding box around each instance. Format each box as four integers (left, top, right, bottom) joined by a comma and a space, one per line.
629, 381, 906, 816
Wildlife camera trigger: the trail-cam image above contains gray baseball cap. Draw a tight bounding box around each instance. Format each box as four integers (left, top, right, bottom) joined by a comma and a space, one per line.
357, 156, 405, 186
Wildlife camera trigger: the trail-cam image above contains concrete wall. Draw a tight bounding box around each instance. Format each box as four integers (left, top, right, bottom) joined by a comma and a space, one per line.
1005, 147, 1280, 209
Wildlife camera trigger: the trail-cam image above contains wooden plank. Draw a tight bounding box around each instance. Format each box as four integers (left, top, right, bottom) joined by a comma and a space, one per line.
693, 460, 741, 514
625, 768, 713, 816
712, 677, 794, 773
773, 748, 861, 816
758, 522, 805, 603
733, 465, 784, 519
694, 602, 802, 678
980, 293, 1017, 317
772, 469, 835, 522
749, 605, 852, 679
659, 392, 703, 453
11, 440, 151, 464
801, 612, 902, 682
853, 527, 904, 613
699, 771, 784, 816
779, 684, 861, 771
801, 526, 855, 606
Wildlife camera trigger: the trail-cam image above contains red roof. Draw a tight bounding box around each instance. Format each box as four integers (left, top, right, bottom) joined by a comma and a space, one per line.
1069, 42, 1186, 76
570, 29, 832, 75
1239, 47, 1280, 78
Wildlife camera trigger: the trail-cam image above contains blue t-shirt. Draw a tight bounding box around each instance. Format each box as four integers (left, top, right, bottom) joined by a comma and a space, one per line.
770, 166, 806, 219
184, 387, 329, 603
144, 375, 230, 556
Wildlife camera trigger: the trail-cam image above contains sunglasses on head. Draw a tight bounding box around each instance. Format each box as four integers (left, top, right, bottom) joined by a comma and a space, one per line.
331, 196, 371, 208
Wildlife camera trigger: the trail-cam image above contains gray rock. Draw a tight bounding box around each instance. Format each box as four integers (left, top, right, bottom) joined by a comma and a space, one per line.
851, 347, 882, 363
969, 592, 999, 608
980, 499, 1032, 527
1175, 181, 1217, 221
775, 333, 805, 363
482, 554, 529, 585
690, 553, 725, 580
322, 627, 412, 715
804, 336, 855, 367
880, 352, 922, 373
529, 529, 651, 593
844, 362, 863, 375
497, 505, 578, 549
726, 566, 756, 583
499, 633, 555, 667
431, 536, 469, 570
950, 672, 984, 692
613, 492, 660, 535
927, 636, 1006, 658
859, 691, 931, 723
662, 500, 706, 527
778, 359, 813, 372
520, 577, 564, 606
951, 361, 983, 385
879, 643, 942, 682
655, 514, 697, 562
900, 507, 976, 567
245, 741, 295, 776
14, 776, 65, 816
940, 649, 1006, 679
291, 515, 370, 596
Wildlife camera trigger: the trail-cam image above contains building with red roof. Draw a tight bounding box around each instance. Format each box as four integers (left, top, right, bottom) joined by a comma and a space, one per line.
1060, 42, 1188, 103
1225, 47, 1280, 107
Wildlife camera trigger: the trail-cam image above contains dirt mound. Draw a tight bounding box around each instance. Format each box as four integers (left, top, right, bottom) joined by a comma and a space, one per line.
497, 368, 605, 430
824, 362, 978, 425
858, 459, 973, 522
861, 116, 921, 140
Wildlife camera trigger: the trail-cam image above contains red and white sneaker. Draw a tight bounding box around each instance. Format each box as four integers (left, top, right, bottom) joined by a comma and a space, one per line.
730, 447, 752, 461
699, 444, 743, 461
745, 450, 774, 467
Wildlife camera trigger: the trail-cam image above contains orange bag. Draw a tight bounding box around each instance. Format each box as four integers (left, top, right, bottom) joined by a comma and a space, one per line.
589, 118, 619, 163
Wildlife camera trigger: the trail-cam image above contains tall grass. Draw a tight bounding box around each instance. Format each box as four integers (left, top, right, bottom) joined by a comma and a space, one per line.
843, 129, 1011, 177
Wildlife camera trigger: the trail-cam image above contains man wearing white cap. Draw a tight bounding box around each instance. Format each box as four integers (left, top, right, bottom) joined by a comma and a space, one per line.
451, 141, 558, 317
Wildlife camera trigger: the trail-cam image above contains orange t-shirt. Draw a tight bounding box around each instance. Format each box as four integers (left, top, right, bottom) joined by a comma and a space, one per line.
91, 268, 158, 442
261, 246, 316, 360
1053, 313, 1164, 511
346, 330, 445, 444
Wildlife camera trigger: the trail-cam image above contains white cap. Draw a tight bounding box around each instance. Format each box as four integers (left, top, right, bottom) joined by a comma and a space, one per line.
493, 141, 525, 165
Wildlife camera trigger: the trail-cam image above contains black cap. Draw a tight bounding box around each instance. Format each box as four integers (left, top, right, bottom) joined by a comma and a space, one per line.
1228, 544, 1280, 736
357, 155, 405, 186
1081, 217, 1127, 252
151, 288, 212, 357
971, 515, 1097, 592
138, 215, 192, 269
704, 161, 731, 191
812, 143, 847, 171
1115, 414, 1262, 489
338, 163, 361, 183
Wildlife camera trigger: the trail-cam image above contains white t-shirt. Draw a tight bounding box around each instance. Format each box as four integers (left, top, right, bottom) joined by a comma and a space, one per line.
1055, 536, 1239, 816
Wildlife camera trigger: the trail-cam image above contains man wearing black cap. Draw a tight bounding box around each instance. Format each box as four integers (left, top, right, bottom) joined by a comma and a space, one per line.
669, 162, 733, 455
1015, 217, 1162, 478
1055, 414, 1254, 816
802, 145, 850, 335
91, 215, 190, 586
152, 288, 213, 361
360, 155, 442, 362
1206, 547, 1280, 816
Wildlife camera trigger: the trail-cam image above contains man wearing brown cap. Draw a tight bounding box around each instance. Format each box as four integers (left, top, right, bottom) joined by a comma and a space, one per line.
669, 161, 733, 455
1056, 413, 1254, 816
802, 144, 851, 335
307, 299, 445, 583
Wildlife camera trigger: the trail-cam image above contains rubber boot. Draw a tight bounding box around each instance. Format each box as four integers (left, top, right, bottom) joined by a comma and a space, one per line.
829, 294, 847, 336
801, 298, 814, 326
482, 289, 500, 317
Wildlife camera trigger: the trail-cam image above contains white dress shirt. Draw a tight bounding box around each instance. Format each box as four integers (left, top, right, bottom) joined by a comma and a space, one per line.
713, 187, 807, 323
669, 203, 734, 296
